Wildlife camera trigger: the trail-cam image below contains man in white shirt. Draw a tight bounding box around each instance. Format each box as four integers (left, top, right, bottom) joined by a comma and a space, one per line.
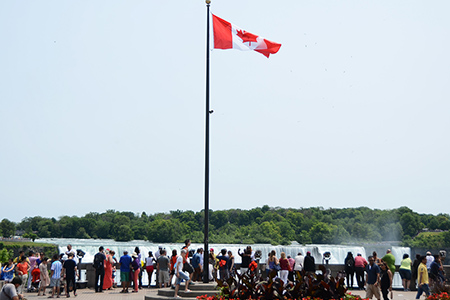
174, 249, 191, 298
65, 244, 77, 258
426, 252, 434, 271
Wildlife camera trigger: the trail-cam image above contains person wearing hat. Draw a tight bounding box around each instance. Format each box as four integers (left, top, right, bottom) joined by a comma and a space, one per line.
119, 251, 132, 293
0, 276, 23, 300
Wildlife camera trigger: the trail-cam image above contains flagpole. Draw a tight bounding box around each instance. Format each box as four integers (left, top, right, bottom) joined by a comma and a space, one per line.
203, 0, 211, 284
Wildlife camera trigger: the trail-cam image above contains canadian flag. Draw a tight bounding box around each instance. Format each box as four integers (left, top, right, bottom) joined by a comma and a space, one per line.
212, 14, 281, 58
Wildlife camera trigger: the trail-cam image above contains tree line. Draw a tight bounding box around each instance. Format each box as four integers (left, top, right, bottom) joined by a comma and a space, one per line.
1, 206, 449, 247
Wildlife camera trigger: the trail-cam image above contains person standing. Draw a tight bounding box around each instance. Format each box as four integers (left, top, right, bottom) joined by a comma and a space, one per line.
287, 255, 295, 282
65, 245, 77, 259
365, 256, 381, 300
15, 257, 29, 294
27, 251, 39, 290
381, 249, 396, 276
227, 251, 236, 279
354, 253, 368, 290
279, 252, 291, 286
380, 262, 393, 300
425, 252, 434, 271
13, 251, 29, 265
37, 258, 50, 296
102, 249, 114, 290
238, 248, 251, 275
429, 255, 445, 284
191, 249, 202, 282
145, 251, 156, 288
2, 259, 15, 283
416, 256, 430, 299
399, 253, 412, 291
411, 254, 421, 291
303, 251, 315, 274
133, 247, 143, 290
157, 249, 170, 288
344, 252, 355, 289
131, 253, 140, 293
216, 249, 230, 281
119, 250, 132, 293
93, 246, 106, 293
62, 253, 78, 297
293, 252, 304, 272
373, 251, 382, 265
49, 254, 62, 299
169, 250, 178, 287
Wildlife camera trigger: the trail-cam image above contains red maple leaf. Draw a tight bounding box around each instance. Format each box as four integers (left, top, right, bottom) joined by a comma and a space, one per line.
236, 29, 259, 45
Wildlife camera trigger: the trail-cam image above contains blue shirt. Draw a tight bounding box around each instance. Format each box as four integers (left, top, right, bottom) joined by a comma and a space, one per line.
191, 253, 201, 268
51, 260, 63, 279
366, 263, 380, 284
119, 254, 132, 272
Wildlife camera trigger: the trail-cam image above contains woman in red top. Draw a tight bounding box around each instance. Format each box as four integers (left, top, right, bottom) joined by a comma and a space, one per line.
103, 250, 115, 290
279, 252, 291, 286
16, 257, 30, 294
168, 249, 178, 287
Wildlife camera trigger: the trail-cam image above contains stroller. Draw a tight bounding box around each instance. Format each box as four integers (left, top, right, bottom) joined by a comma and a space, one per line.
28, 267, 41, 292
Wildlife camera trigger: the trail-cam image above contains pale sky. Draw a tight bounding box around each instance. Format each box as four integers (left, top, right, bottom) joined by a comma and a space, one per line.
1, 1, 449, 222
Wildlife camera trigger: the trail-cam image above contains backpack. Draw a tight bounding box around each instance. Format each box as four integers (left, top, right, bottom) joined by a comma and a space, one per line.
346, 258, 354, 268
219, 259, 226, 268
93, 253, 104, 269
249, 261, 258, 271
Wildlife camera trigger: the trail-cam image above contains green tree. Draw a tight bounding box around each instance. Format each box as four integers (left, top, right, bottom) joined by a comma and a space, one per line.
400, 212, 423, 237
0, 248, 13, 263
0, 219, 15, 237
310, 222, 336, 244
22, 232, 38, 241
147, 219, 188, 243
115, 225, 134, 242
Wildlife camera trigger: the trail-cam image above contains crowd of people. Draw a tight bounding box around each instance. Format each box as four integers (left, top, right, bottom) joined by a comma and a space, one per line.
343, 249, 447, 300
1, 244, 447, 300
0, 245, 81, 299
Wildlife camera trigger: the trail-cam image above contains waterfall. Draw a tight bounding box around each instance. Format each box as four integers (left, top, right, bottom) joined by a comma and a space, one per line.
36, 238, 411, 288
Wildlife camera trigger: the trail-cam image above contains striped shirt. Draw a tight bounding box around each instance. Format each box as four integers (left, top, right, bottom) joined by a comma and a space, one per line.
51, 260, 63, 279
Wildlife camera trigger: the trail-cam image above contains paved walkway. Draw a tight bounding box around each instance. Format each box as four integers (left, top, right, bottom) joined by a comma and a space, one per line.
349, 289, 423, 300
23, 288, 156, 300
22, 287, 425, 300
